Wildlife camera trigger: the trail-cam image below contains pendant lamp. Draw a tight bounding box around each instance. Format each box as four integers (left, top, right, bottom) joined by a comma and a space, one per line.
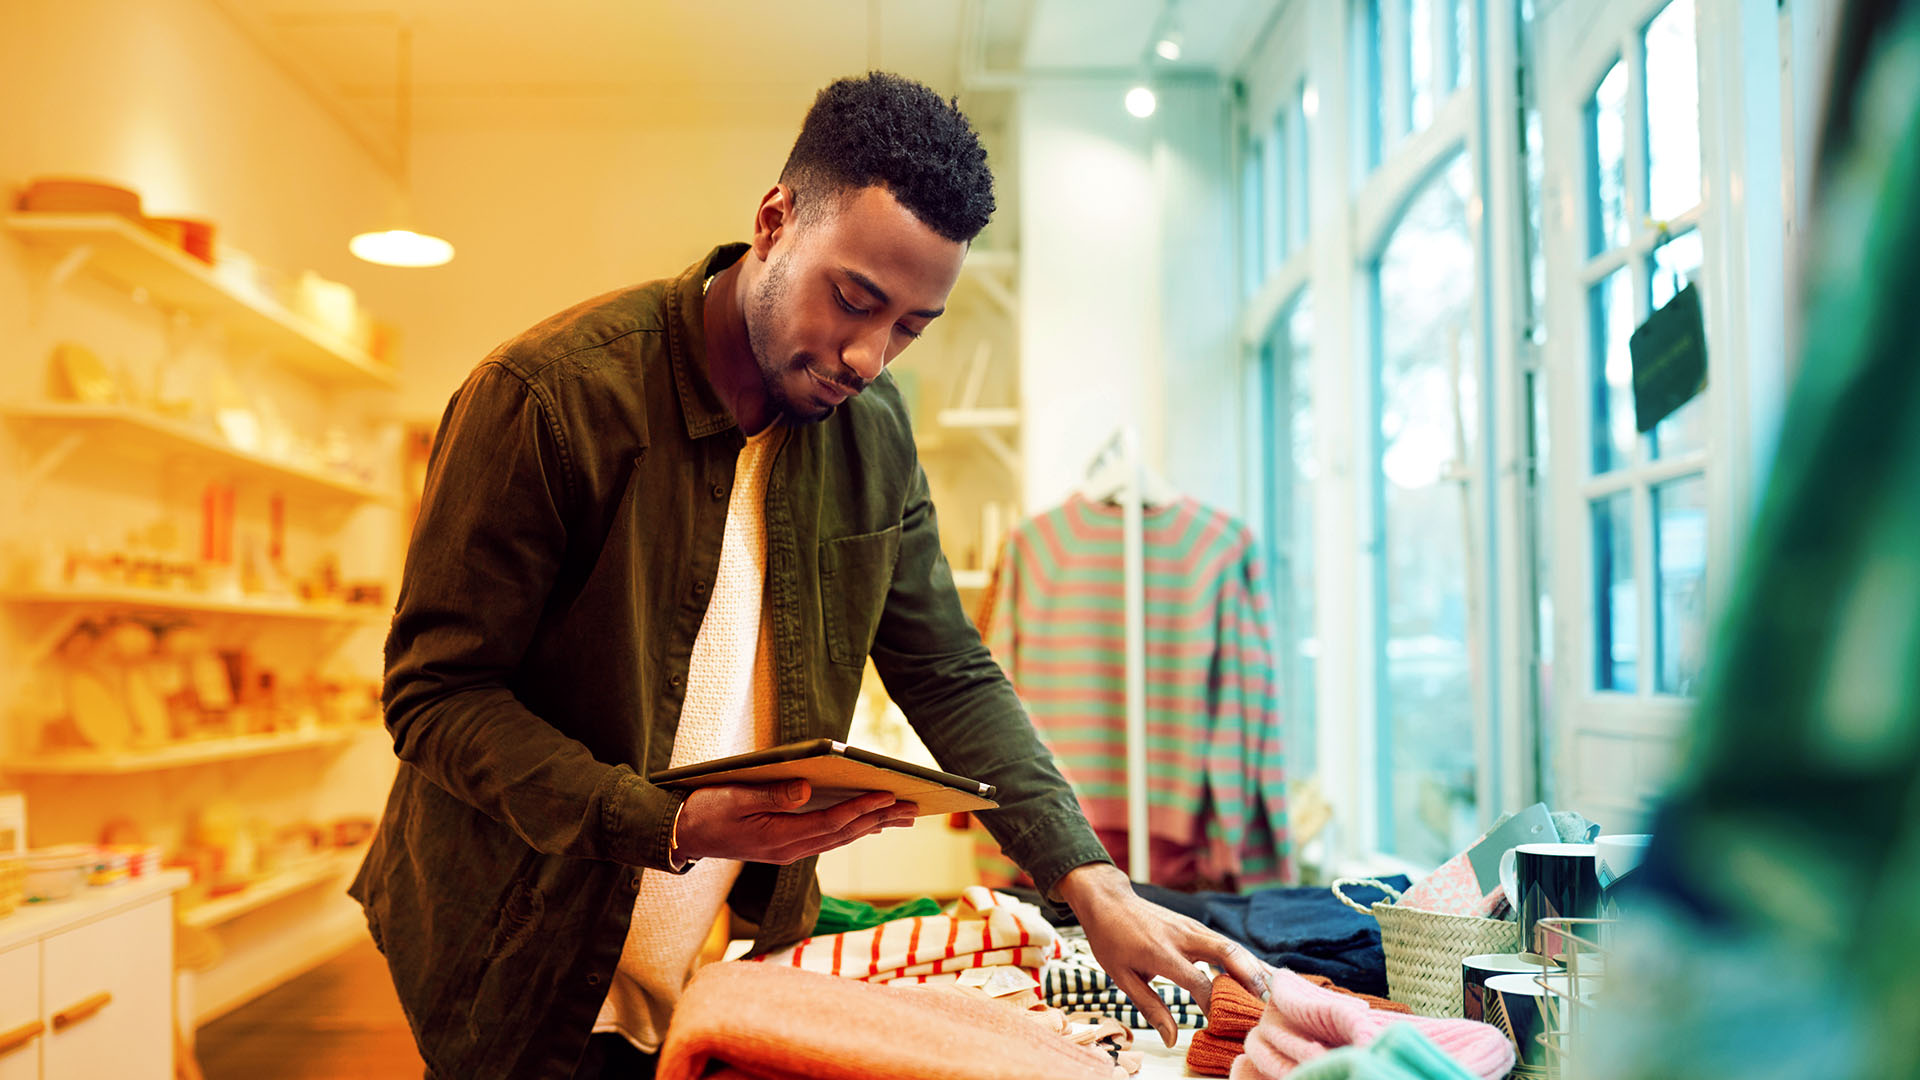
351, 25, 453, 267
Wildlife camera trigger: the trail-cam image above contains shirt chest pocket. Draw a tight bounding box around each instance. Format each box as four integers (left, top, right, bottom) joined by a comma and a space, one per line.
818, 525, 902, 668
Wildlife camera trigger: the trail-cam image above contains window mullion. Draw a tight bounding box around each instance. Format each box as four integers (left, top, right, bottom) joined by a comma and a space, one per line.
1625, 27, 1652, 250
1383, 0, 1412, 147
1634, 479, 1657, 702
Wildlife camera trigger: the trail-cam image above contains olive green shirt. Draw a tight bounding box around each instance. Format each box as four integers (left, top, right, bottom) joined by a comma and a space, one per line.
350, 244, 1111, 1078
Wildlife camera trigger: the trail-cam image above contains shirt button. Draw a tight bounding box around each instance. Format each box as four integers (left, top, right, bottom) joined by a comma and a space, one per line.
668, 674, 683, 689
692, 580, 708, 595
631, 876, 642, 889
587, 973, 601, 986
710, 483, 727, 500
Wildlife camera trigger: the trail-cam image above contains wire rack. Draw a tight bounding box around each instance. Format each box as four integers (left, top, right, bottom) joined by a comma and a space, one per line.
1530, 917, 1614, 1080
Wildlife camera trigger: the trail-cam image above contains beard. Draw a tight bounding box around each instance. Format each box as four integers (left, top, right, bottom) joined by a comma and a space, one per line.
745, 252, 835, 425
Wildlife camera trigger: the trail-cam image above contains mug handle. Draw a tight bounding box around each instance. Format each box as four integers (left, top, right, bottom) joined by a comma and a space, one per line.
1500, 847, 1519, 913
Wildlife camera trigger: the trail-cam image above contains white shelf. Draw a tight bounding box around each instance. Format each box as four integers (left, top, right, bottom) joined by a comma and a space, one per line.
2, 403, 398, 504
4, 213, 396, 389
1, 586, 388, 624
177, 846, 367, 930
936, 407, 1019, 429
951, 568, 991, 589
963, 249, 1017, 273
0, 727, 367, 776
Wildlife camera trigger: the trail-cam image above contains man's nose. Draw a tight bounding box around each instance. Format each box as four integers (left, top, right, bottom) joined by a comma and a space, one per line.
841, 323, 891, 384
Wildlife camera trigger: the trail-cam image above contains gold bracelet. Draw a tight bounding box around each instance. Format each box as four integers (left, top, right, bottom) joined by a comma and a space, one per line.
669, 800, 691, 871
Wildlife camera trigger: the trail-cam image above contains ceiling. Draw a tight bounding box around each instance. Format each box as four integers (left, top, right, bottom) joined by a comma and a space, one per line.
209, 0, 1282, 173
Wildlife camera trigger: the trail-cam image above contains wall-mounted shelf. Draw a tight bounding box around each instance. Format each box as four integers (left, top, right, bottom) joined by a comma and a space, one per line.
956, 248, 1018, 319
1, 586, 388, 624
936, 407, 1019, 430
0, 727, 366, 776
178, 845, 368, 930
2, 403, 398, 504
4, 212, 396, 389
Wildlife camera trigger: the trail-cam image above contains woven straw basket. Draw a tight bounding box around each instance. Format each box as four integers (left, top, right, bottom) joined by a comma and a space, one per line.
1333, 876, 1520, 1018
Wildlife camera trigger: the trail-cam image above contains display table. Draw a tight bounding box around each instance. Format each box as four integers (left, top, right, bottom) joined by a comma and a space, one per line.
1132, 1026, 1198, 1078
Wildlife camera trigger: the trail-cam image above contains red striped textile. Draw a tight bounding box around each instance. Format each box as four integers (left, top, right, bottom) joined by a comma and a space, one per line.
746, 886, 1063, 984
984, 493, 1292, 887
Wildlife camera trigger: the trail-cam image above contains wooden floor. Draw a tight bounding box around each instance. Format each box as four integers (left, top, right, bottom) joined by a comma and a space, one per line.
195, 940, 423, 1079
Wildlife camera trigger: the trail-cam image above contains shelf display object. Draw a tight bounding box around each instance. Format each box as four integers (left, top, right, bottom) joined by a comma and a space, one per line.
1, 189, 405, 1031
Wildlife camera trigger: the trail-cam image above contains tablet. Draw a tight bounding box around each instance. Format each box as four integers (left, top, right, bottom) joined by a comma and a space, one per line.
648, 738, 1000, 816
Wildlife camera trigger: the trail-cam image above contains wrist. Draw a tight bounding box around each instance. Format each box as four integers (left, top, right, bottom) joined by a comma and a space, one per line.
668, 799, 697, 870
1054, 861, 1131, 913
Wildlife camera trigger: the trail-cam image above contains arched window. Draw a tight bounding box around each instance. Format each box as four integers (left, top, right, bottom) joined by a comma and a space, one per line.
1371, 152, 1480, 864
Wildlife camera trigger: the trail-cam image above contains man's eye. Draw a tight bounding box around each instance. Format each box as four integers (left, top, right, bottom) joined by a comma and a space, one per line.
895, 324, 922, 340
833, 287, 868, 316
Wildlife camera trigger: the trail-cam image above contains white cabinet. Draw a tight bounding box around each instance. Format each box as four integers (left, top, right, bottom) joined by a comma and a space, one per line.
40, 898, 171, 1080
0, 943, 41, 1080
0, 873, 185, 1080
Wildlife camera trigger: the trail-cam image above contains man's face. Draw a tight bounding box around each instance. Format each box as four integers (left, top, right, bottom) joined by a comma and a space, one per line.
744, 184, 967, 424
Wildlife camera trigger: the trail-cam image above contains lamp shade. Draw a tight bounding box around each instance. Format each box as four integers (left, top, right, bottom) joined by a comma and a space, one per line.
350, 228, 453, 267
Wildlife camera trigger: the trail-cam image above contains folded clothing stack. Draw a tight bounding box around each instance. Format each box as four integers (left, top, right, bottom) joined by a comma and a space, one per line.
1130, 877, 1409, 996
1187, 972, 1411, 1077
1041, 934, 1207, 1029
658, 962, 1123, 1080
1227, 970, 1514, 1080
748, 886, 1063, 984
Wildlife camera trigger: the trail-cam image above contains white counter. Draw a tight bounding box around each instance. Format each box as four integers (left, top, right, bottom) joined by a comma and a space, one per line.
0, 870, 189, 953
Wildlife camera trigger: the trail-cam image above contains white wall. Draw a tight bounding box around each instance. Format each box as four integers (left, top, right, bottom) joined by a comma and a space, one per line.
380, 120, 804, 419
1016, 78, 1244, 518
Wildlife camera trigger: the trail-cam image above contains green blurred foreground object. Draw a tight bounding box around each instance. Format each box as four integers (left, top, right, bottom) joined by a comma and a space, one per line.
1593, 5, 1920, 1080
811, 894, 943, 936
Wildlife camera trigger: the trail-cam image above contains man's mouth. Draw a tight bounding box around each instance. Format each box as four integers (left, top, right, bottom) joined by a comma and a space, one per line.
805, 365, 856, 405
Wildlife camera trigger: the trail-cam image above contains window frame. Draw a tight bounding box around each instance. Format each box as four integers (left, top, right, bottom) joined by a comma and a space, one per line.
1533, 0, 1799, 826
1237, 0, 1535, 871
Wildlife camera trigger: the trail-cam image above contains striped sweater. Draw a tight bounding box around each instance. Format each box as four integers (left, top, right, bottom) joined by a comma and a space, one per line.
984, 493, 1290, 886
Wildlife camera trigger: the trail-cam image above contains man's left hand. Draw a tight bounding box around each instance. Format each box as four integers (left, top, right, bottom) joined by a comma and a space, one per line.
1055, 861, 1271, 1048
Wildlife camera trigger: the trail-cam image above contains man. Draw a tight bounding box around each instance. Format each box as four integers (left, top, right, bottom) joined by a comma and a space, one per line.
351, 72, 1271, 1080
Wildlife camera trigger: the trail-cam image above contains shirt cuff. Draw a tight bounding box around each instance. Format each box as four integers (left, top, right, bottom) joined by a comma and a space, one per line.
600, 770, 695, 874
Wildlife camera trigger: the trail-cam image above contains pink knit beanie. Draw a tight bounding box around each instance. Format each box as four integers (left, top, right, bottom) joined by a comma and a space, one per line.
1227, 969, 1515, 1080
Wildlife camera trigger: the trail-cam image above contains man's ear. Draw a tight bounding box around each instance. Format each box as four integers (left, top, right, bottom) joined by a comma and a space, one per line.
750, 184, 795, 260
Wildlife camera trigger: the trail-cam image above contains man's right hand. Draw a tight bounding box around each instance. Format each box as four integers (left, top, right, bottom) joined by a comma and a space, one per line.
672, 780, 918, 865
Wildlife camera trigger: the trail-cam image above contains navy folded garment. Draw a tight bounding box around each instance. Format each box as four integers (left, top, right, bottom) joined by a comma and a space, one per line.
1133, 877, 1412, 998
1007, 877, 1411, 997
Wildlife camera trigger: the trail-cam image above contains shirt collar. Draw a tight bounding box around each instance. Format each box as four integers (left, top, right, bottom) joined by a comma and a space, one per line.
667, 242, 751, 440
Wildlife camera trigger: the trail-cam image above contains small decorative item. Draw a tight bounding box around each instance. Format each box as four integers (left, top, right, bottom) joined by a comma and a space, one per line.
49, 342, 119, 403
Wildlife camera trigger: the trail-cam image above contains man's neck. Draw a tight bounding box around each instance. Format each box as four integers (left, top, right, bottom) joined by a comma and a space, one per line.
701, 258, 775, 435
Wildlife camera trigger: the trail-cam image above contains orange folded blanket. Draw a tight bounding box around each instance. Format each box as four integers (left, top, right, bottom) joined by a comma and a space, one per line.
658, 962, 1121, 1080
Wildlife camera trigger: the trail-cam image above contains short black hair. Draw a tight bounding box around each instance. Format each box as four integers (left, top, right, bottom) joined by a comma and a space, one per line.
780, 71, 996, 244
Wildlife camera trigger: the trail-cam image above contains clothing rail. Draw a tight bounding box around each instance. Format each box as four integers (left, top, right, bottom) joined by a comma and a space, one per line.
1083, 427, 1149, 883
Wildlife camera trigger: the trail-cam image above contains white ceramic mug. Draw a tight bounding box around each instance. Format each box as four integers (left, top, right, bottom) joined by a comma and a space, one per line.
1461, 952, 1558, 1023
1594, 833, 1652, 949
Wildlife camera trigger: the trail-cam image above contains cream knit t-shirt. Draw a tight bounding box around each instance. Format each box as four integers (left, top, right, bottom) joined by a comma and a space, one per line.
593, 423, 785, 1051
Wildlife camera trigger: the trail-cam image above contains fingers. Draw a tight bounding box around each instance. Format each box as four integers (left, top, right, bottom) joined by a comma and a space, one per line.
1109, 967, 1177, 1048
784, 791, 901, 837
1157, 953, 1216, 1016
1191, 932, 1271, 1004
744, 779, 811, 812
771, 801, 917, 863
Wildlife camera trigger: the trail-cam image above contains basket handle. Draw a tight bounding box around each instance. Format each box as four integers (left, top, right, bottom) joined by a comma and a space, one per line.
1331, 876, 1405, 916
